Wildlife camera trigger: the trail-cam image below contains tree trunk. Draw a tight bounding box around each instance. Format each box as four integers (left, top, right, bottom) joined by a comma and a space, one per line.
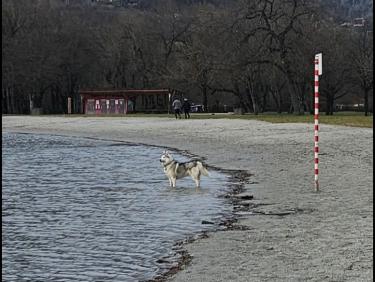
284, 67, 304, 115
325, 93, 331, 115
202, 85, 208, 112
260, 89, 267, 113
10, 87, 16, 114
273, 88, 283, 114
329, 95, 334, 115
289, 86, 302, 114
285, 76, 303, 115
249, 90, 259, 115
364, 88, 369, 116
2, 88, 7, 113
233, 83, 246, 114
6, 87, 12, 114
29, 93, 34, 114
246, 78, 259, 115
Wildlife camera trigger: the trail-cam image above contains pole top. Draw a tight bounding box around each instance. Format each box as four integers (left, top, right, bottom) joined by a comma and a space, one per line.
315, 53, 322, 75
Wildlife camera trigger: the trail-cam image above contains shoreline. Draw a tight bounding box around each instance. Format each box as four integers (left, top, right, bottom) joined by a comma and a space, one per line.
149, 169, 252, 282
2, 116, 373, 281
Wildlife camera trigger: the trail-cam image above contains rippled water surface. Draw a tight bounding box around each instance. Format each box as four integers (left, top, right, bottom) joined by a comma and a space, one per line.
2, 133, 232, 281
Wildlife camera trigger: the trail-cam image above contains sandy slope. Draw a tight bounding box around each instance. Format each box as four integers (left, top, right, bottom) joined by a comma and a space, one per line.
2, 116, 373, 281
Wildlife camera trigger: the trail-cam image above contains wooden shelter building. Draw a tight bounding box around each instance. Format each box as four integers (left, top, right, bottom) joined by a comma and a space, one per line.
79, 89, 171, 114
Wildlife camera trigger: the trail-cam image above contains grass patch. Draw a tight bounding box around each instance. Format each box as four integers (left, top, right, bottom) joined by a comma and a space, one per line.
123, 112, 373, 128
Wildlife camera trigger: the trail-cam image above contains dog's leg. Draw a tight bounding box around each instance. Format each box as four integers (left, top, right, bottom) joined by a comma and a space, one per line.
194, 176, 200, 188
168, 177, 173, 187
171, 178, 177, 188
196, 172, 202, 188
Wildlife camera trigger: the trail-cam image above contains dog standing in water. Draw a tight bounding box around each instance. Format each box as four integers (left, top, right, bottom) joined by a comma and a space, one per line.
160, 151, 209, 188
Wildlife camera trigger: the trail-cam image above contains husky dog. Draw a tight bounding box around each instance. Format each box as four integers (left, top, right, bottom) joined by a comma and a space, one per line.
160, 151, 209, 188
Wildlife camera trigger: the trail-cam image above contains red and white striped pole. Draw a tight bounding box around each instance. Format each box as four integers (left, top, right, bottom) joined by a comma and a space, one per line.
314, 53, 322, 191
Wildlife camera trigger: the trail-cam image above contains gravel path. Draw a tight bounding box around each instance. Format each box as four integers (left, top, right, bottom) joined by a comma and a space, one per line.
2, 116, 373, 282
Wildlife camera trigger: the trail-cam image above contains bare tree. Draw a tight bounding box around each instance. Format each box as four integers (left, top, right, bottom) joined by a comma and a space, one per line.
348, 21, 373, 116
2, 0, 372, 115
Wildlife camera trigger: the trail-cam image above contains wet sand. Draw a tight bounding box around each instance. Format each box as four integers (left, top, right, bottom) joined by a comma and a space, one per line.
2, 115, 373, 282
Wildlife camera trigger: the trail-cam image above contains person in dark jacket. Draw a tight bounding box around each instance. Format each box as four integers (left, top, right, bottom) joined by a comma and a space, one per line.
182, 98, 191, 119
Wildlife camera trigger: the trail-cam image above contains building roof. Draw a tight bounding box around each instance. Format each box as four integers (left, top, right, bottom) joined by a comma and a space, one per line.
79, 89, 170, 96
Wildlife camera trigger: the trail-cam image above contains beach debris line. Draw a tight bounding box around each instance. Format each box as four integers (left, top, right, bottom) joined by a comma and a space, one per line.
201, 220, 215, 225
233, 193, 254, 200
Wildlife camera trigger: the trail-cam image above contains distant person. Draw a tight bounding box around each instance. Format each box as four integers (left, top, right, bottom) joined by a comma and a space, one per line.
172, 98, 182, 119
182, 98, 191, 119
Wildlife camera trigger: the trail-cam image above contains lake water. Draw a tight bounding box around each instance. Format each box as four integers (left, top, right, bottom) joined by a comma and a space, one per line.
2, 133, 233, 281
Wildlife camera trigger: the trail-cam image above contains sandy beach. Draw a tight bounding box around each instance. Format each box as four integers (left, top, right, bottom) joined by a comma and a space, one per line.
2, 115, 373, 282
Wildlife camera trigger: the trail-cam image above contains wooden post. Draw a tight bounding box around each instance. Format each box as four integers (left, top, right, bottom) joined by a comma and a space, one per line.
67, 97, 72, 114
168, 92, 171, 114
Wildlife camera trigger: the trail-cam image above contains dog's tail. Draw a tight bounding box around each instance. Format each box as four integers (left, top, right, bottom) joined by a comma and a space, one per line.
197, 161, 209, 176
